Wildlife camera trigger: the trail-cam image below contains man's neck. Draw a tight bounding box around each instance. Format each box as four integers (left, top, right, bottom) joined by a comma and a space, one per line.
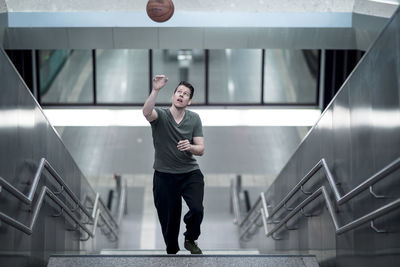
169, 105, 185, 118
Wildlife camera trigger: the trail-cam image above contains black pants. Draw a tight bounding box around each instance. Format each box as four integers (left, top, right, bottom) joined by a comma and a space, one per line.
153, 169, 204, 254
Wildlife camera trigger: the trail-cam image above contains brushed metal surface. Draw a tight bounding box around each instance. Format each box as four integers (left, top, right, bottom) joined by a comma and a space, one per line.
0, 0, 397, 50
2, 27, 357, 50
243, 6, 400, 267
0, 48, 117, 267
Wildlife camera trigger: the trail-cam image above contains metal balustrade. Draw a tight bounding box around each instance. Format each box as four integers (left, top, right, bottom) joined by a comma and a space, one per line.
0, 157, 121, 242
233, 157, 400, 240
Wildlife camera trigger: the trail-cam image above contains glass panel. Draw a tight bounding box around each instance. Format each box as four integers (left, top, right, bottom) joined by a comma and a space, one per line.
152, 49, 205, 104
96, 49, 149, 104
264, 50, 318, 104
209, 49, 262, 104
39, 50, 94, 103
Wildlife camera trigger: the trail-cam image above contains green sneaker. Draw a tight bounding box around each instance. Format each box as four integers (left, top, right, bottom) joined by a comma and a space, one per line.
184, 239, 203, 254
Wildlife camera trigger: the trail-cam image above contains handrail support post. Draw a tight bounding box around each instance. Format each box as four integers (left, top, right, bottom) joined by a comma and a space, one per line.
370, 220, 387, 233
369, 186, 386, 199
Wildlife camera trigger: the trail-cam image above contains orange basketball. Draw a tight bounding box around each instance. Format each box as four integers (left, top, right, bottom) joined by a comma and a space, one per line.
146, 0, 175, 23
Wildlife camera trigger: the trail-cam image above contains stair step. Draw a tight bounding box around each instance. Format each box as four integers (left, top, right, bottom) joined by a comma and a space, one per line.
100, 249, 260, 255
48, 254, 319, 267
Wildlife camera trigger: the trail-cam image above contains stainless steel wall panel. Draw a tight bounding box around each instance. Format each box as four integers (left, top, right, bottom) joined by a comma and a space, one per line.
330, 99, 355, 248
2, 27, 361, 50
0, 6, 395, 50
113, 28, 158, 49
159, 28, 204, 49
353, 13, 389, 50
0, 26, 383, 50
0, 15, 5, 48
0, 2, 5, 14
247, 28, 356, 50
204, 28, 249, 49
5, 28, 69, 49
67, 28, 113, 49
318, 208, 337, 265
247, 7, 400, 267
0, 48, 116, 267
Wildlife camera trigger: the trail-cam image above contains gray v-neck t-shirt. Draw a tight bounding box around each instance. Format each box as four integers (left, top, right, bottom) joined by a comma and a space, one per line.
150, 107, 203, 174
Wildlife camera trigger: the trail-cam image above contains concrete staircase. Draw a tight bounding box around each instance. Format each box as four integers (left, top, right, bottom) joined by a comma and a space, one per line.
47, 251, 319, 267
100, 249, 261, 255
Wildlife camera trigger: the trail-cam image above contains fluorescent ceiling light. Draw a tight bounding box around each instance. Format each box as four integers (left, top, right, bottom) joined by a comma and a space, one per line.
368, 0, 399, 5
43, 108, 321, 127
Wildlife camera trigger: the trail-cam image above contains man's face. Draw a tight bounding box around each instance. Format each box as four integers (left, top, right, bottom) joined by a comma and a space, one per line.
172, 85, 192, 108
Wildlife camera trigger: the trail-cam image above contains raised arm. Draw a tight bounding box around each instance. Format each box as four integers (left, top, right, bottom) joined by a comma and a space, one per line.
142, 75, 168, 122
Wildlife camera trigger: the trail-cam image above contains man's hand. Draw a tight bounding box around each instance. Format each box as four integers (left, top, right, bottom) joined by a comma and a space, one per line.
143, 75, 167, 122
177, 139, 191, 152
177, 137, 204, 156
153, 75, 168, 91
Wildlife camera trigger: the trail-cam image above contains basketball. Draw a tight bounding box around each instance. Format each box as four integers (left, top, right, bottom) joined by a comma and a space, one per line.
146, 0, 175, 23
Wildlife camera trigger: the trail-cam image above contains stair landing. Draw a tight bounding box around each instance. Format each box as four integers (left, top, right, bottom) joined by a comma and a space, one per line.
48, 253, 319, 267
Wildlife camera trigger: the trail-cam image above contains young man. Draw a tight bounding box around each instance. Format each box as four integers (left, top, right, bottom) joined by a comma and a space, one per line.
142, 75, 205, 254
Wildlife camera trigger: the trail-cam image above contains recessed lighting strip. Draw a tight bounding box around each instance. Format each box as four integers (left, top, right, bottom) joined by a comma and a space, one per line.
43, 108, 321, 127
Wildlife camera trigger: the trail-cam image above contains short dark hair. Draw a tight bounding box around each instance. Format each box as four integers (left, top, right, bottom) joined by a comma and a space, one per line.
174, 81, 194, 99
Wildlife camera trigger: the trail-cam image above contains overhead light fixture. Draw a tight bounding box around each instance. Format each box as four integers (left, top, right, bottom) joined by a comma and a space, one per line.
43, 108, 321, 127
368, 0, 398, 5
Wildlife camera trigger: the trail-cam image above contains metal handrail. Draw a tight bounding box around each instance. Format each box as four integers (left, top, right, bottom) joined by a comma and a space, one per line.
231, 177, 241, 224
238, 192, 267, 239
98, 197, 119, 229
0, 158, 118, 241
265, 186, 400, 237
239, 196, 261, 227
85, 193, 119, 237
239, 157, 400, 240
116, 178, 127, 226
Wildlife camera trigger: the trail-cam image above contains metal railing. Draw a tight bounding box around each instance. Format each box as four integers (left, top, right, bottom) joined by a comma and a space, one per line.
0, 157, 120, 242
236, 157, 400, 240
114, 174, 128, 226
230, 176, 242, 224
230, 175, 251, 225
